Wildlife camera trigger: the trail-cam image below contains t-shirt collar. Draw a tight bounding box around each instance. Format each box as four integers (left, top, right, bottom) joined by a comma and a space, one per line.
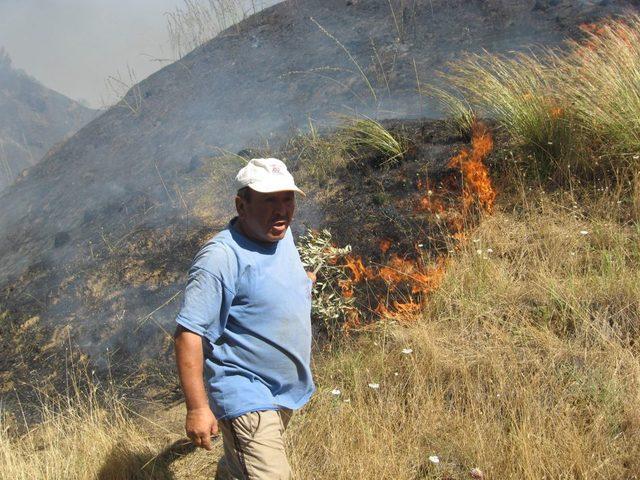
229, 217, 279, 254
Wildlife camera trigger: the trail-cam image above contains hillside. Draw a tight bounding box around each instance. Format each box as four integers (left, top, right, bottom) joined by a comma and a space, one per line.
0, 49, 96, 191
1, 0, 639, 397
2, 5, 640, 478
3, 125, 640, 477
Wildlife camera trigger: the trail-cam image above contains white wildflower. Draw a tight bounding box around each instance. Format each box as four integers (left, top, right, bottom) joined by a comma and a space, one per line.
486, 248, 493, 253
368, 383, 380, 389
401, 348, 413, 354
470, 467, 484, 479
579, 230, 589, 235
428, 455, 440, 464
331, 389, 341, 396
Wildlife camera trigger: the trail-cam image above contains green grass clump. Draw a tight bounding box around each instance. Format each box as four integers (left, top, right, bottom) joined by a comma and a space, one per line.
562, 20, 640, 159
286, 117, 406, 185
339, 116, 406, 165
431, 16, 640, 179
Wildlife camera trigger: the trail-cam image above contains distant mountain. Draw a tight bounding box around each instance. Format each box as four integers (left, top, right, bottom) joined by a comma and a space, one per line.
0, 48, 96, 191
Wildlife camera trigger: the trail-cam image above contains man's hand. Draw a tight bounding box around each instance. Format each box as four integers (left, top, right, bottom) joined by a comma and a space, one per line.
185, 406, 218, 450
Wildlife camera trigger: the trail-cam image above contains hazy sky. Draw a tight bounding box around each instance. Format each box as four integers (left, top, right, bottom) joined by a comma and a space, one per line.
0, 0, 279, 108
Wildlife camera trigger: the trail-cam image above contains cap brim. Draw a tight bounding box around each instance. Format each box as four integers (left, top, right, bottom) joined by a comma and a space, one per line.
249, 180, 306, 197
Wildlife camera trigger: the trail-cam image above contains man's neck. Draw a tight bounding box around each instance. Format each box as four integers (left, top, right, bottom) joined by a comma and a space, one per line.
233, 217, 277, 246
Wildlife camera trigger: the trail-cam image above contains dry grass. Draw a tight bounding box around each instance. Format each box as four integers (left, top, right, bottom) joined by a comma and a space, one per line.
0, 376, 166, 480
3, 186, 639, 479
167, 0, 267, 58
289, 190, 640, 479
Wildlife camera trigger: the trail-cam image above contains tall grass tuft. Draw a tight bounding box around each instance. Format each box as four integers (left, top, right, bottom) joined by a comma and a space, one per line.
430, 15, 640, 178
562, 20, 640, 159
339, 116, 406, 165
167, 0, 262, 58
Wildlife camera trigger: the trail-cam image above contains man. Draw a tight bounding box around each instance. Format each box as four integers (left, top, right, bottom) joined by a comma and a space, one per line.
174, 157, 315, 480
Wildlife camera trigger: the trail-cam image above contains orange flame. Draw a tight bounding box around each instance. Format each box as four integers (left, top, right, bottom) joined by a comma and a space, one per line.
344, 255, 374, 282
338, 278, 354, 298
332, 122, 496, 327
579, 22, 607, 36
377, 254, 444, 294
416, 179, 446, 214
550, 107, 563, 119
578, 20, 634, 53
448, 122, 496, 213
375, 299, 421, 322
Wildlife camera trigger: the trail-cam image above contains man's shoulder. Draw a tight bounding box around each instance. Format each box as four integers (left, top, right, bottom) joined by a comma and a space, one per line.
192, 231, 238, 279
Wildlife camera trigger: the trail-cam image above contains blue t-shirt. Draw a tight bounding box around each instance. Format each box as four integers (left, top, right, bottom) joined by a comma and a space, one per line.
175, 218, 315, 420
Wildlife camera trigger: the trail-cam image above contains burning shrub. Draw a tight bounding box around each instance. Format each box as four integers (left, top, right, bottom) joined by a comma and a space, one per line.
297, 119, 498, 333
299, 229, 450, 332
298, 229, 361, 335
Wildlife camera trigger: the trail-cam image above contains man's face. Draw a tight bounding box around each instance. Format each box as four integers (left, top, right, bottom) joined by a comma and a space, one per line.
236, 189, 296, 243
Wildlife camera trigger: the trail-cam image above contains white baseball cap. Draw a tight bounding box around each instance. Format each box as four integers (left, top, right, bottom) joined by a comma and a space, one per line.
235, 158, 305, 196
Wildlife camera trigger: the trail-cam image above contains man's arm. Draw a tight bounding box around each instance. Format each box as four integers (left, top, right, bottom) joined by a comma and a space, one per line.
174, 325, 218, 450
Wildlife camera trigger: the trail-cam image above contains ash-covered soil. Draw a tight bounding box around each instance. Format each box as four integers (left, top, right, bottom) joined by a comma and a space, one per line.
2, 0, 639, 404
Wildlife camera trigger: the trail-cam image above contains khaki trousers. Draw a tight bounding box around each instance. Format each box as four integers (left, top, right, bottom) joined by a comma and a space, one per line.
215, 409, 293, 480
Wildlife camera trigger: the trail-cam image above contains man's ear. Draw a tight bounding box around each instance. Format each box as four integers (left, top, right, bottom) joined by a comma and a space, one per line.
235, 195, 245, 218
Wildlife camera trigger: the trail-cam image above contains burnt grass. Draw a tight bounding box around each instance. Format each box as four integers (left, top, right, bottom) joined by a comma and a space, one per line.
0, 118, 490, 410
289, 119, 491, 325
297, 119, 473, 264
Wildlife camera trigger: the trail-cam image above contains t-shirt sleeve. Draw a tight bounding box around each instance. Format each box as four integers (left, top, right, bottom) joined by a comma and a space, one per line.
175, 242, 237, 343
